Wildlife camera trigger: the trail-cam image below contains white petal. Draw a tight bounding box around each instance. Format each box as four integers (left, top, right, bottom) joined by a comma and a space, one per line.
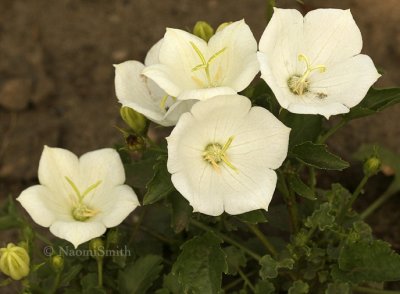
208, 20, 259, 91
96, 185, 140, 227
304, 9, 362, 66
287, 102, 349, 119
114, 61, 165, 122
144, 39, 163, 66
163, 99, 197, 125
259, 8, 304, 77
78, 149, 125, 203
17, 185, 71, 227
178, 87, 236, 101
229, 106, 290, 170
310, 54, 381, 109
38, 146, 79, 197
50, 221, 106, 248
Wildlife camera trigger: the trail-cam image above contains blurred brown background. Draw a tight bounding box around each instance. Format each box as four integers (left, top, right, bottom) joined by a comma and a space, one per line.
0, 0, 399, 242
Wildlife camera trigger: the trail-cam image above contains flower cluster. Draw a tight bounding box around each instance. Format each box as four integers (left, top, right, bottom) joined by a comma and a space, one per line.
16, 8, 380, 249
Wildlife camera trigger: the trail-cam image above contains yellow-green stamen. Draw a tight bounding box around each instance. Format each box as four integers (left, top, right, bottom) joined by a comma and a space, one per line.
202, 136, 238, 172
288, 53, 327, 95
190, 42, 226, 87
65, 177, 102, 221
159, 95, 177, 111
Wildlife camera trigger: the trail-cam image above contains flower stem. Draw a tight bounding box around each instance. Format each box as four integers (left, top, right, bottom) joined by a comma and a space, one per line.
190, 219, 261, 261
277, 170, 299, 233
245, 223, 278, 258
50, 272, 61, 294
361, 189, 396, 220
318, 118, 347, 143
97, 258, 103, 288
353, 286, 400, 294
348, 174, 370, 209
238, 268, 256, 292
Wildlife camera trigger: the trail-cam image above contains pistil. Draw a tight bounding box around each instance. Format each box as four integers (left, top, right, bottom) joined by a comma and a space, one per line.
202, 136, 237, 172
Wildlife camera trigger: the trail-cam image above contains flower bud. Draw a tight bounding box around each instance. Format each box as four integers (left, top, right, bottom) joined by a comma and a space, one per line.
193, 21, 214, 42
363, 156, 381, 177
51, 255, 64, 272
0, 243, 30, 280
216, 22, 232, 33
120, 106, 148, 135
126, 134, 146, 152
89, 238, 105, 261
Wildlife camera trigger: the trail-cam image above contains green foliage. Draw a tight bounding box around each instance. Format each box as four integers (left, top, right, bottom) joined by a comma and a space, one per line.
259, 255, 294, 279
235, 210, 268, 224
224, 246, 246, 275
288, 280, 309, 294
143, 158, 174, 205
291, 142, 349, 170
288, 174, 316, 200
332, 240, 400, 283
305, 203, 335, 231
118, 255, 164, 294
172, 232, 228, 294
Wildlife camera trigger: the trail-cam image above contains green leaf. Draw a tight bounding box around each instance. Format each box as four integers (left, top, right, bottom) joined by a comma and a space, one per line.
288, 280, 309, 294
280, 111, 322, 148
244, 80, 280, 116
345, 87, 400, 120
143, 160, 174, 205
259, 255, 294, 279
325, 282, 350, 294
125, 158, 157, 188
305, 203, 335, 231
172, 232, 227, 294
255, 280, 275, 294
235, 210, 268, 224
158, 273, 183, 294
332, 240, 400, 283
60, 264, 83, 287
291, 142, 349, 170
288, 174, 316, 200
224, 246, 246, 275
169, 192, 192, 233
118, 255, 164, 294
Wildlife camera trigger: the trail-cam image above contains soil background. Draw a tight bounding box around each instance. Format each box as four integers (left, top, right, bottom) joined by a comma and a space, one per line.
0, 0, 399, 285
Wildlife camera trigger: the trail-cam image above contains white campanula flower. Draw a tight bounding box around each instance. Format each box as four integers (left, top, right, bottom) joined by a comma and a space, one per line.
167, 94, 290, 216
115, 40, 196, 127
17, 146, 139, 248
142, 20, 260, 101
258, 8, 381, 118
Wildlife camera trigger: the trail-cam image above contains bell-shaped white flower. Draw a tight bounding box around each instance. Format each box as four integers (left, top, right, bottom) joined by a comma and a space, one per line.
167, 94, 290, 216
258, 8, 381, 118
17, 146, 140, 248
142, 20, 260, 101
115, 40, 196, 127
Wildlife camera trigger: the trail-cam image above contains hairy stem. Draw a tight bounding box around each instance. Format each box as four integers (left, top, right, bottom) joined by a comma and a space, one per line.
318, 118, 347, 143
245, 223, 278, 258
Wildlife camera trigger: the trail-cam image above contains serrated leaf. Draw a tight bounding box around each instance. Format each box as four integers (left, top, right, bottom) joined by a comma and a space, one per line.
169, 192, 192, 233
255, 280, 275, 294
288, 280, 309, 294
288, 174, 316, 200
224, 246, 246, 275
143, 160, 174, 205
118, 255, 163, 294
235, 210, 268, 224
345, 87, 400, 120
305, 203, 335, 231
172, 232, 227, 294
332, 240, 400, 283
291, 142, 349, 170
259, 255, 294, 280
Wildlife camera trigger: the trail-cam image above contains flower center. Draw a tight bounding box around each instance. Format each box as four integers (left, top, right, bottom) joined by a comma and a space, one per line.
288, 53, 327, 95
202, 136, 237, 172
65, 176, 102, 222
190, 42, 226, 88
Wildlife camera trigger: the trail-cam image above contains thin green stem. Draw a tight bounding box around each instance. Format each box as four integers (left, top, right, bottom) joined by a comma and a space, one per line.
140, 226, 175, 245
97, 258, 103, 288
361, 189, 396, 220
309, 167, 317, 192
245, 223, 278, 258
353, 286, 400, 294
277, 170, 299, 233
190, 219, 261, 261
238, 268, 256, 293
223, 270, 257, 292
348, 175, 370, 208
50, 272, 61, 294
318, 118, 347, 143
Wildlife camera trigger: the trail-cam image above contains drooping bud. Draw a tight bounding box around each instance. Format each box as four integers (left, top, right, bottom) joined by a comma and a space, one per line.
50, 255, 64, 273
125, 134, 146, 152
120, 106, 148, 135
216, 22, 232, 33
363, 156, 381, 177
0, 243, 30, 280
193, 21, 214, 42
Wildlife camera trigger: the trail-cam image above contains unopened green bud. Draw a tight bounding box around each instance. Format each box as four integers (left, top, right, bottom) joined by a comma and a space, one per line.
89, 238, 104, 261
51, 255, 64, 272
106, 229, 120, 248
120, 106, 148, 135
0, 243, 30, 280
216, 22, 232, 33
193, 21, 214, 42
363, 156, 381, 176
